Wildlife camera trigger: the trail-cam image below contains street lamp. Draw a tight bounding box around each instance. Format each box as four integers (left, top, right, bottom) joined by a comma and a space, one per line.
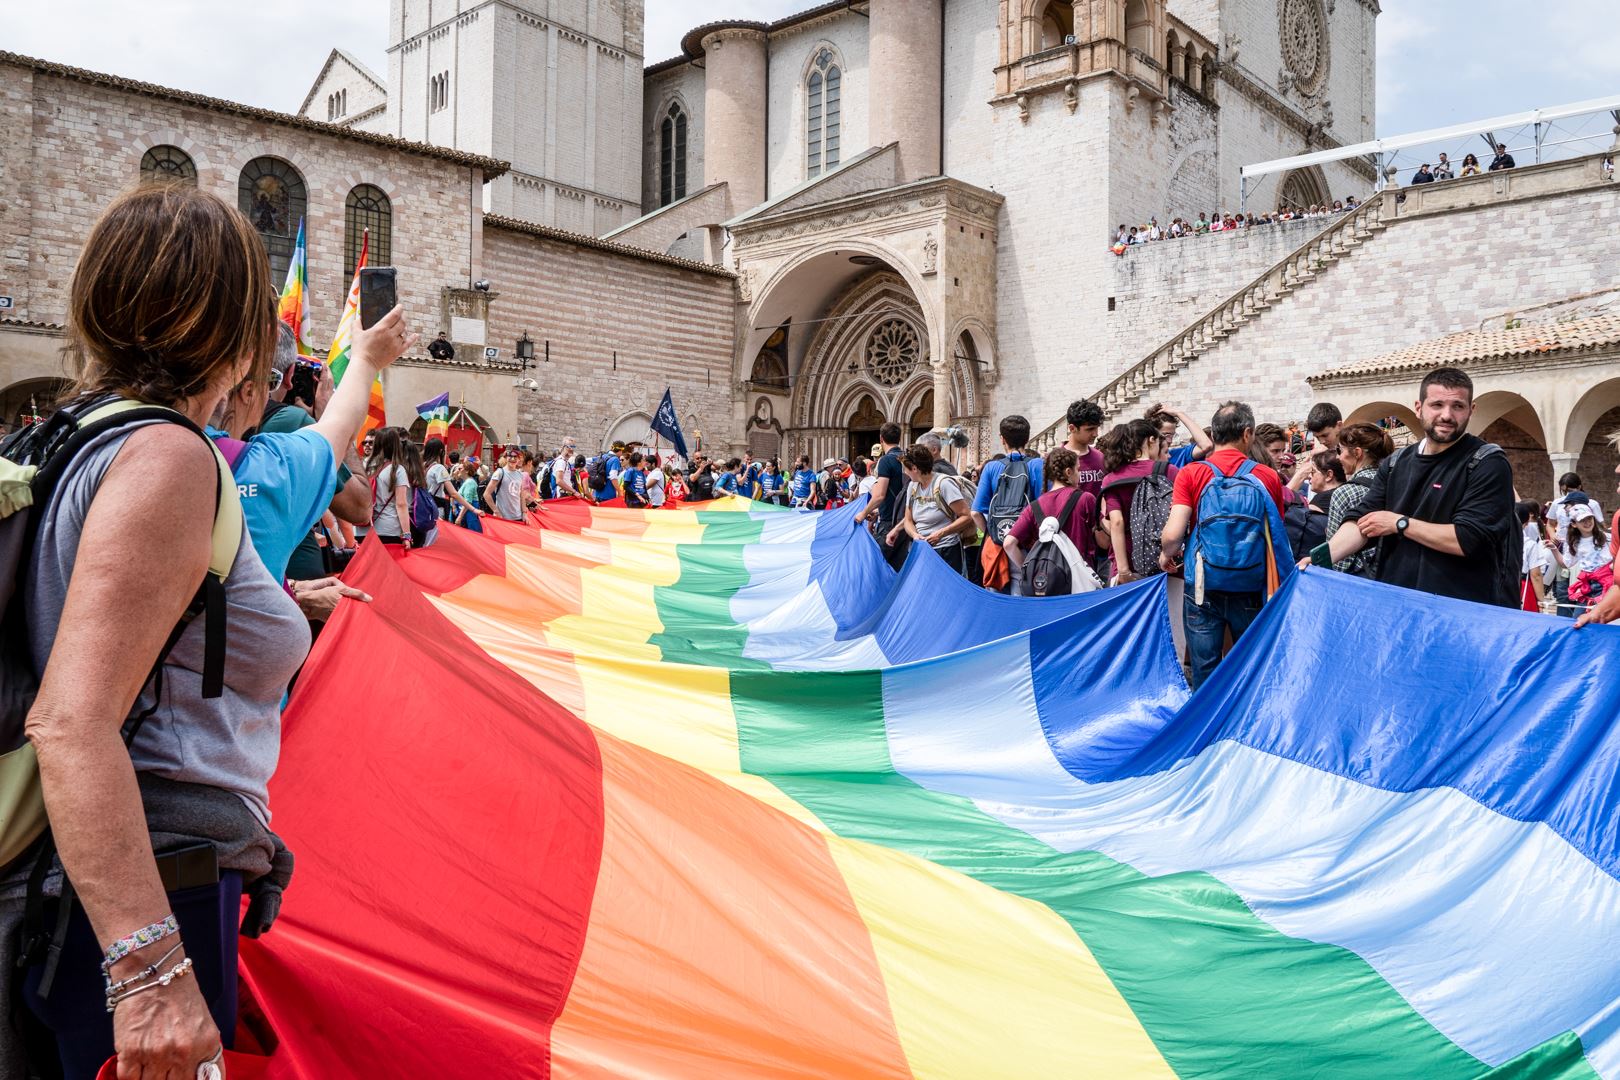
516, 332, 535, 363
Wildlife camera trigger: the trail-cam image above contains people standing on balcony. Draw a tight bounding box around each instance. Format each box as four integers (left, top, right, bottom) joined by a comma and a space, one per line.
1434, 153, 1455, 180
1411, 163, 1436, 185
1489, 143, 1516, 171
428, 332, 455, 361
1460, 153, 1482, 176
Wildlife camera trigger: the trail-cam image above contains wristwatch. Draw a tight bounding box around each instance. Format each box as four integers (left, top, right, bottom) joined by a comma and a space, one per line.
1396, 516, 1411, 535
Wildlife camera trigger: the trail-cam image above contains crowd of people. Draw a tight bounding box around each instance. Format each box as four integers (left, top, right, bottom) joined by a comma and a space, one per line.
1110, 196, 1362, 253
7, 175, 1620, 1080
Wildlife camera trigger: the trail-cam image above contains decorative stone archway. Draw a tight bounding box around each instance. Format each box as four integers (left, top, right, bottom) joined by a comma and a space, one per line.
787, 270, 982, 464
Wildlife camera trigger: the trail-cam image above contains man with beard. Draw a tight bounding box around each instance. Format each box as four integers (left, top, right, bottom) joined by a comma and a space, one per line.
1307, 367, 1518, 607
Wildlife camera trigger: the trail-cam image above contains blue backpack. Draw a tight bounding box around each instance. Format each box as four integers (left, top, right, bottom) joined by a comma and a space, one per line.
1187, 458, 1287, 595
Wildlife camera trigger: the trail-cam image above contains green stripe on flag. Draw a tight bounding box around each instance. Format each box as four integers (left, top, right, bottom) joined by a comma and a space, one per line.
728, 667, 1600, 1080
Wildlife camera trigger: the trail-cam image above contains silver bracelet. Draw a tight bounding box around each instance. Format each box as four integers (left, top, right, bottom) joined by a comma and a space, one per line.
104, 941, 184, 996
105, 956, 193, 1012
101, 914, 179, 969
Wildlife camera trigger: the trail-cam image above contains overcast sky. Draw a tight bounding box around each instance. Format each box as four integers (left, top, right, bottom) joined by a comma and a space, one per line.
7, 1, 1616, 136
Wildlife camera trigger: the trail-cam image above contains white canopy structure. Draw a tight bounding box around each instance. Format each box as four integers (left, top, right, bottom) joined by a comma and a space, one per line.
1240, 95, 1620, 209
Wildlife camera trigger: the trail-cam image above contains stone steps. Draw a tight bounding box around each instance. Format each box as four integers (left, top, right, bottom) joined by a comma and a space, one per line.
1028, 196, 1390, 452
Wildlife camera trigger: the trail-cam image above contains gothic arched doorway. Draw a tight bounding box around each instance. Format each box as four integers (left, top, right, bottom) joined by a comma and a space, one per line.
907, 390, 934, 443
790, 270, 981, 466
848, 394, 884, 463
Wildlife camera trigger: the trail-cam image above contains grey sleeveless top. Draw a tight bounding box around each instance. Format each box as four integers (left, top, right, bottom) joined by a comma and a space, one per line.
25, 422, 309, 826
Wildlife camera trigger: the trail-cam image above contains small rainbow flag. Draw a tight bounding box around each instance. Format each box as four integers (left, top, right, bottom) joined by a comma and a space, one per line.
327, 230, 385, 451
417, 393, 450, 442
276, 217, 313, 356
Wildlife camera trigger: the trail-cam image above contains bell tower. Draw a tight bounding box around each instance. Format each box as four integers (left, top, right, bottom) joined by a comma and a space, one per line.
386, 0, 646, 235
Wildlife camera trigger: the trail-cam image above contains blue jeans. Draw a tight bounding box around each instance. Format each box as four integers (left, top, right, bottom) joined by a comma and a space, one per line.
1183, 588, 1264, 689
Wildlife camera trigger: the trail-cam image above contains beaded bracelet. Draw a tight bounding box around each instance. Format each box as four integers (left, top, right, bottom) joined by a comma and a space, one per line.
101, 915, 179, 969
105, 956, 193, 1013
103, 941, 183, 997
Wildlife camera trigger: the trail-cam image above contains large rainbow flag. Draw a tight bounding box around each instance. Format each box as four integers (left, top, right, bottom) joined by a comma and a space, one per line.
235, 498, 1620, 1078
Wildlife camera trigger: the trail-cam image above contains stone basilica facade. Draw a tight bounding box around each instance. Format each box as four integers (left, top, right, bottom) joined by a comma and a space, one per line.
300, 0, 1380, 462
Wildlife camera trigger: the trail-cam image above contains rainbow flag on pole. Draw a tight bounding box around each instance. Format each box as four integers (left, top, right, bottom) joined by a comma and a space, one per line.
417, 393, 450, 442
276, 217, 313, 356
326, 230, 385, 450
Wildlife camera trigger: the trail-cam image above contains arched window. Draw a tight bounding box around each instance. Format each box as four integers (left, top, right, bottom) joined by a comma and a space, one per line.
1277, 167, 1329, 212
806, 49, 841, 179
431, 72, 450, 113
139, 145, 196, 186
345, 184, 392, 279
659, 102, 688, 207
1039, 1, 1075, 50
239, 156, 308, 282
1125, 0, 1155, 56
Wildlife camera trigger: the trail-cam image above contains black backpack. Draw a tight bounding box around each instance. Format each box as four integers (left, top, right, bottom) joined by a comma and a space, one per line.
586, 455, 610, 491
537, 461, 556, 501
1284, 501, 1329, 560
986, 457, 1033, 544
1101, 461, 1176, 576
1024, 488, 1093, 597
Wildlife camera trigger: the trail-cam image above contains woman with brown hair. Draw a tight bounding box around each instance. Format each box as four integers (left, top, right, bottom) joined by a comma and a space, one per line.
2, 184, 413, 1078
1325, 421, 1396, 577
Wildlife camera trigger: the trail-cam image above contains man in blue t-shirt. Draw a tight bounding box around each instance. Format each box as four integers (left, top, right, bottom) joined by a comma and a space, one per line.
739, 450, 762, 496
621, 451, 649, 507
972, 415, 1045, 594
789, 455, 818, 506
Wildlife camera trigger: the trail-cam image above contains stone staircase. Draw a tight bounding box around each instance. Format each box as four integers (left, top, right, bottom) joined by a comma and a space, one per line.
1029, 193, 1391, 453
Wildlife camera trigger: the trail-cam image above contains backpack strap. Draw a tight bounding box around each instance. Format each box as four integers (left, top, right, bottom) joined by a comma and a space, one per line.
1151, 459, 1169, 481
1060, 485, 1086, 528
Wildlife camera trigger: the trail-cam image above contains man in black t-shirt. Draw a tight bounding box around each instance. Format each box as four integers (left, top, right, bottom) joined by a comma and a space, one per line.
1308, 367, 1517, 607
856, 421, 908, 569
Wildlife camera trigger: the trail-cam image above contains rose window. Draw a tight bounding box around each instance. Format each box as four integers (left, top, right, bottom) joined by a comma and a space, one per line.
867, 320, 920, 387
1280, 0, 1326, 94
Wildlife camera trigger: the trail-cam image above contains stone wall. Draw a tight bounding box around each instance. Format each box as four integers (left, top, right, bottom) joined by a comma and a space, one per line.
765, 12, 871, 202
1147, 181, 1620, 425
392, 0, 642, 232
990, 77, 1117, 423
641, 65, 707, 214
0, 60, 484, 341
1105, 213, 1334, 364
940, 0, 999, 188
482, 220, 740, 453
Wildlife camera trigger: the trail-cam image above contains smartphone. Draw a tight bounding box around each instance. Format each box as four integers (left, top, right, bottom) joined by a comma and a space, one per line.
359, 267, 397, 330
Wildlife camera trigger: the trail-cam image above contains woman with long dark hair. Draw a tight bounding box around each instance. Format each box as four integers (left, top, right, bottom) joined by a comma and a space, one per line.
370, 426, 423, 548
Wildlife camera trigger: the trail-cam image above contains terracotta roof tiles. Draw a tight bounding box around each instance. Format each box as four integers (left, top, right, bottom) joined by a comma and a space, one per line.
1311, 313, 1620, 383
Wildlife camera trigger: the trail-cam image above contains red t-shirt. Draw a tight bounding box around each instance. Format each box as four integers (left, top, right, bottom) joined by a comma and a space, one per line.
1009, 486, 1100, 564
1171, 448, 1286, 523
1610, 510, 1620, 557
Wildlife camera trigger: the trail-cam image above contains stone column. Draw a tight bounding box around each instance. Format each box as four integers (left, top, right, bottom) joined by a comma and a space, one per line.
702, 28, 769, 213
1549, 451, 1582, 501
868, 0, 944, 182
